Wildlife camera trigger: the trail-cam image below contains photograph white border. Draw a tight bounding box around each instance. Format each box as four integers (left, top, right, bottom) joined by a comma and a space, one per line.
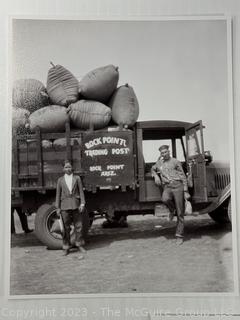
1, 5, 239, 316
6, 14, 239, 301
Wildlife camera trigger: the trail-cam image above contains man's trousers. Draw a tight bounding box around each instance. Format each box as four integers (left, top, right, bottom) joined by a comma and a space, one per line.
161, 181, 185, 238
61, 209, 83, 250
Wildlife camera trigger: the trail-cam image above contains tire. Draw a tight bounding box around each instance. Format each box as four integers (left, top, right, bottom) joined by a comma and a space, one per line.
35, 204, 90, 249
228, 198, 232, 222
88, 211, 95, 227
208, 199, 231, 224
102, 212, 128, 228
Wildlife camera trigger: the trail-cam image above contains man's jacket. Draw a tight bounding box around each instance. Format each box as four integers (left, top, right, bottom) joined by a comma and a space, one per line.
55, 175, 85, 210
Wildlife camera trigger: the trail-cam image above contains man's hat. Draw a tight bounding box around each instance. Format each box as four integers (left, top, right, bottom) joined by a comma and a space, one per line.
158, 144, 169, 152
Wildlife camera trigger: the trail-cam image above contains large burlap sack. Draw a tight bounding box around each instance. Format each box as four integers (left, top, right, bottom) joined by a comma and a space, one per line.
78, 65, 119, 103
67, 100, 111, 130
12, 107, 30, 131
108, 84, 139, 127
46, 63, 79, 106
185, 200, 193, 216
12, 79, 49, 113
53, 137, 81, 150
26, 105, 69, 132
42, 140, 53, 149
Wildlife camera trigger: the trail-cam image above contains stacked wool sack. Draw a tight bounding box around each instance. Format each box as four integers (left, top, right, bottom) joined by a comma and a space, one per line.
26, 63, 80, 133
74, 64, 139, 129
67, 64, 118, 130
46, 62, 79, 107
12, 78, 49, 134
12, 63, 80, 134
26, 105, 69, 133
108, 83, 139, 128
12, 63, 140, 135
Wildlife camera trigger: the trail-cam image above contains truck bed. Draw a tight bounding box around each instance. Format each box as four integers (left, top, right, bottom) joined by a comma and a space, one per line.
12, 124, 136, 192
12, 124, 83, 191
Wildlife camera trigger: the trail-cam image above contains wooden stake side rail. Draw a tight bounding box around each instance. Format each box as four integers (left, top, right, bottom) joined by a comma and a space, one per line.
12, 171, 84, 192
15, 128, 83, 142
12, 130, 19, 188
12, 186, 56, 192
36, 126, 43, 187
66, 121, 71, 162
12, 123, 83, 191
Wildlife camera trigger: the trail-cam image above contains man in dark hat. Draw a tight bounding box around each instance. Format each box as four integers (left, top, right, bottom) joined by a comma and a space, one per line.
151, 145, 190, 245
55, 160, 86, 257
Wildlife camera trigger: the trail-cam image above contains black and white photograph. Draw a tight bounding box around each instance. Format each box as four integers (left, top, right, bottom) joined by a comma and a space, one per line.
9, 17, 238, 297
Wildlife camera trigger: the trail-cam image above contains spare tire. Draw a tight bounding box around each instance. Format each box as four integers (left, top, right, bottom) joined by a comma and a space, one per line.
35, 204, 62, 249
35, 204, 90, 249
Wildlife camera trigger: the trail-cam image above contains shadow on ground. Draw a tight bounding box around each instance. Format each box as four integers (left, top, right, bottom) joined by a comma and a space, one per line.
11, 215, 232, 251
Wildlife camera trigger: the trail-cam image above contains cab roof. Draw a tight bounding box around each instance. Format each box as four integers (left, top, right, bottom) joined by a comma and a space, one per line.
135, 120, 194, 140
136, 120, 193, 130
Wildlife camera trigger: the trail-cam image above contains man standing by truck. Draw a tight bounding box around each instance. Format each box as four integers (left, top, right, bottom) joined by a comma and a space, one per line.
55, 160, 86, 257
151, 145, 190, 245
11, 206, 33, 234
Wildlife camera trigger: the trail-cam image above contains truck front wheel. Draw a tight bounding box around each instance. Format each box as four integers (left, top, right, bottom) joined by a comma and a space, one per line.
35, 204, 90, 249
227, 198, 231, 222
208, 199, 231, 224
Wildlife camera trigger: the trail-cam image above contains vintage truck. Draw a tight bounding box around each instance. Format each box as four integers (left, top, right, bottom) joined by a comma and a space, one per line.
11, 120, 231, 248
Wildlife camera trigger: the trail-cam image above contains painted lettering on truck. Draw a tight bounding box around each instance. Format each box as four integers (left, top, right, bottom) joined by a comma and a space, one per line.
82, 131, 134, 187
85, 136, 127, 149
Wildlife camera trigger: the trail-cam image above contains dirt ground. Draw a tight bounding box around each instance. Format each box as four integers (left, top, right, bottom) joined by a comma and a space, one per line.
10, 213, 234, 295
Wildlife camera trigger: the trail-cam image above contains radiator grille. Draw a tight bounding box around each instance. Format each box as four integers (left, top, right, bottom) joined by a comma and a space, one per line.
214, 173, 230, 190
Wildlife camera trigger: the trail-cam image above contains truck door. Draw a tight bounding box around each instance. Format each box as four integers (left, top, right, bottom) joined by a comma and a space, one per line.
185, 121, 208, 203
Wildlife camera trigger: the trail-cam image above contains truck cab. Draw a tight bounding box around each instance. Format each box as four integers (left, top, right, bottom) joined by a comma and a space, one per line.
136, 120, 208, 204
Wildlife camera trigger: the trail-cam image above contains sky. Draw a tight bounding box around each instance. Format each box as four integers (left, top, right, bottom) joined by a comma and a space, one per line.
12, 19, 230, 163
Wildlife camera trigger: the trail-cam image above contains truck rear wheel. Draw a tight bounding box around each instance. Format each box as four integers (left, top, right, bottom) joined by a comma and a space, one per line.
102, 212, 128, 228
35, 204, 90, 249
208, 199, 231, 224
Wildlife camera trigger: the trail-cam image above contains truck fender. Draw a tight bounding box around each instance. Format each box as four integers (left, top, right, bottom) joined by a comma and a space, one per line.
203, 184, 231, 214
217, 183, 231, 206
